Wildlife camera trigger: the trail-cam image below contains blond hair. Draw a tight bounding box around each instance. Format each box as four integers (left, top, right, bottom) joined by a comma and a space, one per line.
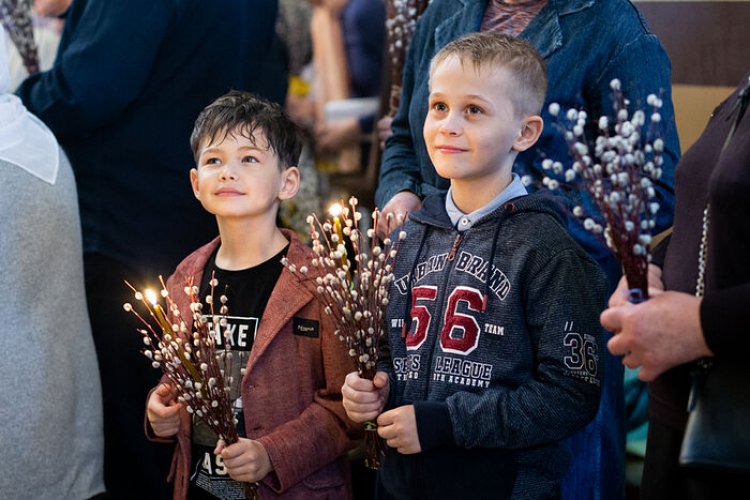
429, 32, 547, 116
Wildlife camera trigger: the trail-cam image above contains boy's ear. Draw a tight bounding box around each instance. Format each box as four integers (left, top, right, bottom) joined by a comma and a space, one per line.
189, 168, 201, 200
278, 166, 300, 201
511, 115, 544, 153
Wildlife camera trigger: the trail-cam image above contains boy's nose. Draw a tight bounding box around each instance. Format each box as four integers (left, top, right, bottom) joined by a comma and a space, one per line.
219, 165, 239, 181
219, 161, 239, 181
440, 113, 462, 136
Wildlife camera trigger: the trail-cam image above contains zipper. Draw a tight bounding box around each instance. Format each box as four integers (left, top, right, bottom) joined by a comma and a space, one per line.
423, 230, 464, 397
447, 233, 464, 261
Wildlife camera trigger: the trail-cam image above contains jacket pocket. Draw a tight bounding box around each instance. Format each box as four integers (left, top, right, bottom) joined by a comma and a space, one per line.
300, 457, 347, 491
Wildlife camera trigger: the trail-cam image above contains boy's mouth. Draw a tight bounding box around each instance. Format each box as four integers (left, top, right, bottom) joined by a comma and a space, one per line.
434, 145, 467, 154
214, 188, 245, 196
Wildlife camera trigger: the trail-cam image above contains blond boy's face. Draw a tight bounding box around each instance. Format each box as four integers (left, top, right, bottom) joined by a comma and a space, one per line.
424, 56, 526, 189
190, 128, 297, 222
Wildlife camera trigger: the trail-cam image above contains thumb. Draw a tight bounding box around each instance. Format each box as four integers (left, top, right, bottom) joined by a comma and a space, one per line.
373, 371, 389, 389
214, 438, 227, 455
155, 383, 173, 398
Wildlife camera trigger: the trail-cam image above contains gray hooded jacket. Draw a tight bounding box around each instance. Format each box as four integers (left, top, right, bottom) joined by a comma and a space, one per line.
378, 192, 607, 499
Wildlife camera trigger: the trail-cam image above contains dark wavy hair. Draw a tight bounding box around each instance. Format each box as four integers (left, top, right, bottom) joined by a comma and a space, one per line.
190, 90, 303, 169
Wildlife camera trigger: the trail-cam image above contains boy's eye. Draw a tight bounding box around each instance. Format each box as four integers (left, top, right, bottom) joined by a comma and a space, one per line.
466, 105, 483, 116
204, 157, 222, 165
242, 155, 260, 164
431, 102, 448, 113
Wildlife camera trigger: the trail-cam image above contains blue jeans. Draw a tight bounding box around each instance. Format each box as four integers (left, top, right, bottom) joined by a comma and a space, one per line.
561, 255, 626, 500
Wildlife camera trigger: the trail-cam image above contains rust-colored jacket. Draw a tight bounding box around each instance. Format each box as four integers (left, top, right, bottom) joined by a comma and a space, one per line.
152, 230, 358, 499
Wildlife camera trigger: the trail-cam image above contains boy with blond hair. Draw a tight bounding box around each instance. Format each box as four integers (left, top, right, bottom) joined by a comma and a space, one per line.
147, 91, 357, 499
342, 33, 606, 499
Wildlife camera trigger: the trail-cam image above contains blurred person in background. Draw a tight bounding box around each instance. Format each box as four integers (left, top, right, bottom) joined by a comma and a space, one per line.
15, 1, 285, 497
0, 25, 105, 500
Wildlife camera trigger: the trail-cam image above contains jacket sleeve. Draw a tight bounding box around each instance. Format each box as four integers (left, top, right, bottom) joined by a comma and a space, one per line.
256, 302, 359, 492
374, 12, 427, 207
16, 0, 173, 139
415, 248, 607, 451
700, 282, 750, 360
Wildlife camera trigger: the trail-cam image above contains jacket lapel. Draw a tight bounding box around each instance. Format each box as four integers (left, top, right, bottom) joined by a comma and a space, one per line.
520, 0, 563, 59
245, 231, 314, 373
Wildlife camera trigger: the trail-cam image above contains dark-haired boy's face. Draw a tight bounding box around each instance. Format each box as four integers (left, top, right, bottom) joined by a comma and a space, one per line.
190, 128, 294, 222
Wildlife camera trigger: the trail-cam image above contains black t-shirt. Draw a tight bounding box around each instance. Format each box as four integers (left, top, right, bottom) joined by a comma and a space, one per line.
188, 245, 287, 499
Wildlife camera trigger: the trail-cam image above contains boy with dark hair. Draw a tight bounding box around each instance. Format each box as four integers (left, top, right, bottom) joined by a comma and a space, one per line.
342, 33, 606, 499
147, 90, 357, 499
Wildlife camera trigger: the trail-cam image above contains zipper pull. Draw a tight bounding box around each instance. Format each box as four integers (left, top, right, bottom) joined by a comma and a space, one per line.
447, 233, 463, 261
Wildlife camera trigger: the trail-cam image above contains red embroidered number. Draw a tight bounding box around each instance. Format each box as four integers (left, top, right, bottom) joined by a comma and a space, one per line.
440, 286, 482, 354
406, 285, 482, 354
405, 286, 437, 350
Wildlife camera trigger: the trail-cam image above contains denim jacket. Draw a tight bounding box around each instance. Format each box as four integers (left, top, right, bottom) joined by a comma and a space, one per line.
376, 0, 678, 262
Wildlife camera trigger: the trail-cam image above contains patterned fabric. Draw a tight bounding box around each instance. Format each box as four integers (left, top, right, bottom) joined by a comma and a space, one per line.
277, 0, 312, 76
481, 0, 548, 36
0, 0, 39, 74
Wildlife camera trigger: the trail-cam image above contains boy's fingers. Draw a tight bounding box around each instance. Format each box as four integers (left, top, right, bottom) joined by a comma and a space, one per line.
376, 409, 395, 427
344, 371, 375, 391
220, 442, 241, 460
154, 402, 180, 419
344, 371, 363, 386
214, 438, 226, 455
373, 371, 389, 388
155, 383, 172, 397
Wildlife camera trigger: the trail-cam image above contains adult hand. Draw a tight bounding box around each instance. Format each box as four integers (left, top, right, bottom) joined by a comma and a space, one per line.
602, 291, 713, 382
146, 383, 183, 438
341, 371, 390, 423
377, 405, 421, 454
376, 191, 421, 240
377, 115, 393, 151
33, 0, 71, 17
306, 0, 348, 16
215, 438, 273, 483
608, 263, 665, 307
285, 94, 316, 128
315, 118, 360, 155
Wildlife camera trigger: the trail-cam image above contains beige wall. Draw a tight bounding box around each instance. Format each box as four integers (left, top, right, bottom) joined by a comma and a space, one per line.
671, 84, 733, 150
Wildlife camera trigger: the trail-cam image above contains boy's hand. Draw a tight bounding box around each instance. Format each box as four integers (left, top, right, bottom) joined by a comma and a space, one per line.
608, 263, 664, 307
214, 438, 273, 483
377, 405, 421, 454
341, 371, 390, 423
147, 383, 183, 438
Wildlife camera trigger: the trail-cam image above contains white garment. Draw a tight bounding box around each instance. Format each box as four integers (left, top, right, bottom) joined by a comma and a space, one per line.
4, 26, 61, 90
0, 26, 59, 184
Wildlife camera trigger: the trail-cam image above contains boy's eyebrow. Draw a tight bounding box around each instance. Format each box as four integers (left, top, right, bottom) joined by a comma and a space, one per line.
199, 144, 265, 156
429, 91, 493, 105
